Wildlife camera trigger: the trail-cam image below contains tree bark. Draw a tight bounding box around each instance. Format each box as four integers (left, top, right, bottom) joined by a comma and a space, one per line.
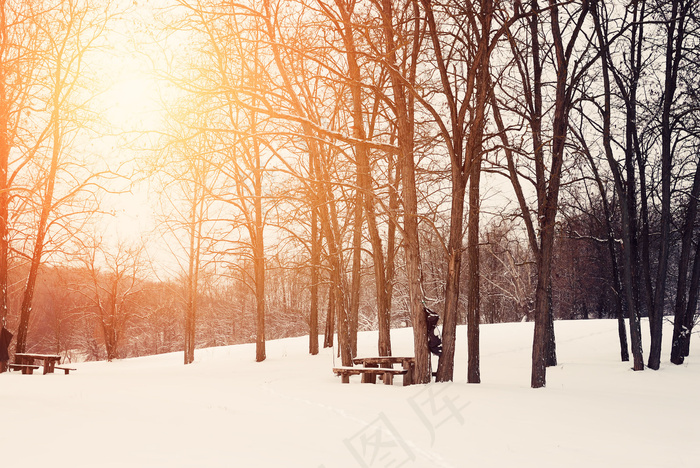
466, 145, 482, 384
531, 0, 590, 387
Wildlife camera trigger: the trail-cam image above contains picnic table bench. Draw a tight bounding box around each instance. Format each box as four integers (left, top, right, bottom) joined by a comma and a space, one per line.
333, 356, 415, 386
8, 363, 41, 374
14, 353, 63, 375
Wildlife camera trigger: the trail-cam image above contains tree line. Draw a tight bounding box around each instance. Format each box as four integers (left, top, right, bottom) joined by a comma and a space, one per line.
1, 0, 699, 388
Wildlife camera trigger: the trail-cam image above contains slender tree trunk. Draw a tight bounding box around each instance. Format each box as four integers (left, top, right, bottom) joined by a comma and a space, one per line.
324, 282, 335, 349
425, 0, 466, 382
385, 149, 399, 314
184, 185, 201, 365
309, 207, 320, 355
0, 32, 8, 332
466, 147, 482, 384
579, 124, 629, 361
425, 0, 492, 384
0, 0, 9, 337
436, 192, 463, 382
253, 138, 266, 363
334, 0, 391, 357
15, 56, 63, 355
349, 195, 362, 357
531, 0, 590, 387
592, 0, 645, 370
670, 163, 700, 364
264, 0, 350, 364
680, 234, 700, 359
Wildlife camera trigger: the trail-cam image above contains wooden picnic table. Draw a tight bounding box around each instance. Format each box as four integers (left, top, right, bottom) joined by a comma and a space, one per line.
14, 353, 62, 375
333, 356, 415, 386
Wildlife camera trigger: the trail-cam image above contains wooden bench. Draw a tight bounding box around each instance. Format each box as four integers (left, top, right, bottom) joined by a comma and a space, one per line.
54, 366, 77, 375
15, 353, 62, 374
9, 363, 41, 375
356, 356, 415, 386
333, 366, 408, 385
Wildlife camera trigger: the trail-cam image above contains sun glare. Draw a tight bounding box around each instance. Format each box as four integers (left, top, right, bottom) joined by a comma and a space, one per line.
102, 69, 163, 133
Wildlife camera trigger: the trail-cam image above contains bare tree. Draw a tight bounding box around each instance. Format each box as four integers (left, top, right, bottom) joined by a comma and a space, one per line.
75, 236, 147, 361
415, 0, 497, 384
14, 0, 111, 355
0, 1, 44, 335
495, 0, 593, 387
373, 0, 430, 383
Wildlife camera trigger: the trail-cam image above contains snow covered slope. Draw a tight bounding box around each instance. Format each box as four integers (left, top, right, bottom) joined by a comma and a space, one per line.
1, 319, 697, 467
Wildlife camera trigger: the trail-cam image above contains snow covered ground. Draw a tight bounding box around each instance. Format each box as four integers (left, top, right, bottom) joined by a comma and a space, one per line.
1, 319, 698, 468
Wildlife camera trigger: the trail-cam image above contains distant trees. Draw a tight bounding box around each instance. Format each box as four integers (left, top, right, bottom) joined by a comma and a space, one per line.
75, 236, 147, 361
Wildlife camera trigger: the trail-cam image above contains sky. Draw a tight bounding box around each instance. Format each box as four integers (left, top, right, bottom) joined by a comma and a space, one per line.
82, 0, 185, 272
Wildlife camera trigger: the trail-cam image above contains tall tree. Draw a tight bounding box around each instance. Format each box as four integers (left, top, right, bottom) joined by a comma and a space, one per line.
376, 0, 430, 383
15, 0, 109, 354
419, 0, 495, 384
647, 0, 693, 370
497, 0, 592, 387
328, 0, 391, 357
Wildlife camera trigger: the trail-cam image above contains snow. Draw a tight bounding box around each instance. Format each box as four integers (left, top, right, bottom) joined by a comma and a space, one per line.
2, 319, 698, 467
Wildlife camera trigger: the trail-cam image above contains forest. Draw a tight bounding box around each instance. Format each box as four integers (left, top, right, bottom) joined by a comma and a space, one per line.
0, 0, 698, 388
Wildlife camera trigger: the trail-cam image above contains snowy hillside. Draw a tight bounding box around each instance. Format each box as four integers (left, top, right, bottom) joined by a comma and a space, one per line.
1, 319, 698, 468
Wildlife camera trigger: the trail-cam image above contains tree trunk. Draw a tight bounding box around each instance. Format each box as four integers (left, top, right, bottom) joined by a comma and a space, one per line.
591, 0, 643, 369
309, 207, 320, 355
0, 3, 9, 331
263, 1, 350, 364
670, 163, 700, 364
254, 221, 266, 363
349, 194, 362, 357
184, 188, 200, 365
379, 0, 429, 383
466, 147, 482, 384
648, 0, 688, 370
531, 0, 590, 387
334, 0, 391, 357
679, 234, 700, 359
425, 0, 491, 384
15, 57, 63, 355
436, 188, 464, 382
324, 283, 335, 349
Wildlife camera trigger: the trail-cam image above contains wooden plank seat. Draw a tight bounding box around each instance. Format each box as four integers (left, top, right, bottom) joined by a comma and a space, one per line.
9, 363, 41, 375
333, 366, 408, 385
54, 366, 77, 375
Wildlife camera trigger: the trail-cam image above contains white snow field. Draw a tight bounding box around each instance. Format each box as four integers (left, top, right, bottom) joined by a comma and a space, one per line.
1, 319, 698, 468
